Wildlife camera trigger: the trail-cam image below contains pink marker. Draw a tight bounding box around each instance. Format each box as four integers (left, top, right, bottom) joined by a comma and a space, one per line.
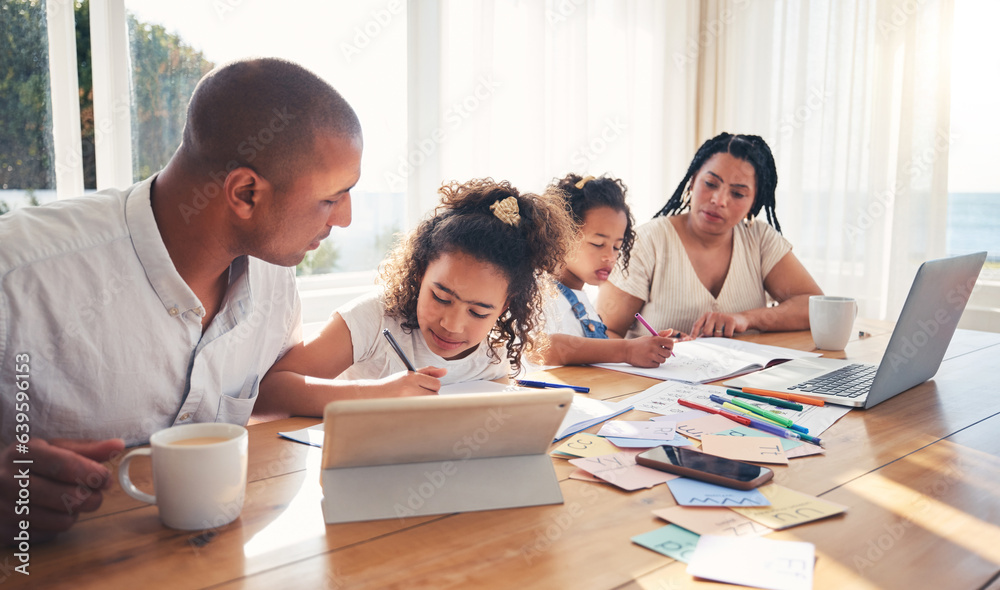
635, 313, 676, 357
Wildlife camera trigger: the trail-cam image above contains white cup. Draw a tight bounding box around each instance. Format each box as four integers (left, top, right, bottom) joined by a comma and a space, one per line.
809, 296, 858, 351
118, 423, 248, 530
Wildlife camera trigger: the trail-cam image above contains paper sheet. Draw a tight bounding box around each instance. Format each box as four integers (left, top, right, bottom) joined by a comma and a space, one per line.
605, 434, 693, 448
687, 535, 815, 590
550, 433, 620, 458
569, 451, 677, 491
652, 505, 773, 537
554, 395, 632, 441
666, 477, 771, 507
730, 484, 848, 529
594, 338, 821, 384
597, 420, 676, 440
626, 380, 851, 436
631, 524, 701, 563
278, 423, 324, 447
700, 434, 789, 464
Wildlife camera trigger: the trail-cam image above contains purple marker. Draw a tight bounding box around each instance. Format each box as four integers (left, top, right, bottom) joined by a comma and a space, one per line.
635, 313, 676, 357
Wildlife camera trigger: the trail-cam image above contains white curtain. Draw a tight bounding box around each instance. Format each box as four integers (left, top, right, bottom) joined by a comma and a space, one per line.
406, 0, 697, 225
696, 0, 954, 320
409, 0, 955, 321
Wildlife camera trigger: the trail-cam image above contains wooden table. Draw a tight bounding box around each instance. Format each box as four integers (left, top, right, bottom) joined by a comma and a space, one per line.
12, 321, 1000, 589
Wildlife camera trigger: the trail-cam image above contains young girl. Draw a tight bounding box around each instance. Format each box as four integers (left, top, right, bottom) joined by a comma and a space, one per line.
533, 173, 676, 367
255, 178, 576, 417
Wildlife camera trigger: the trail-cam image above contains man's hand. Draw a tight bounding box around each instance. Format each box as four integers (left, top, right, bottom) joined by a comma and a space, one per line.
1, 438, 125, 543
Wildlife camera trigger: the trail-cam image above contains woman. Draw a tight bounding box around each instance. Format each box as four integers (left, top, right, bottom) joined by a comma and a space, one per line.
598, 132, 823, 339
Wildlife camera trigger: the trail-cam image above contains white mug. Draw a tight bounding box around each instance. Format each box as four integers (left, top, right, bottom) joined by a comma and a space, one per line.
809, 296, 858, 351
118, 422, 248, 530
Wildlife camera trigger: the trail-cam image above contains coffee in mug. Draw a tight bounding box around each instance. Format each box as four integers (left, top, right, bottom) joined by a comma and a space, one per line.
118, 422, 248, 530
809, 295, 858, 350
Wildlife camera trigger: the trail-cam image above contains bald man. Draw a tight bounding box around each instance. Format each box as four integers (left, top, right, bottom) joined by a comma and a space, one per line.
0, 58, 362, 540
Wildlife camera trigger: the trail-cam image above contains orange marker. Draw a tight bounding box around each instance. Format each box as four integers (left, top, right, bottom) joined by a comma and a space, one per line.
741, 387, 825, 407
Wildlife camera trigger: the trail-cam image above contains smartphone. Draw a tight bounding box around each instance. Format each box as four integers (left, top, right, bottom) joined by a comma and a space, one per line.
636, 446, 773, 490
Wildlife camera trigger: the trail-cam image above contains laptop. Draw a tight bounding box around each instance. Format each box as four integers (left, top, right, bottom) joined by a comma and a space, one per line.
725, 251, 987, 409
320, 389, 573, 523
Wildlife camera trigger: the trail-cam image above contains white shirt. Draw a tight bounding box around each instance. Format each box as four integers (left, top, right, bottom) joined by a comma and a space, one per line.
337, 294, 510, 383
540, 284, 603, 337
609, 216, 792, 338
0, 176, 301, 446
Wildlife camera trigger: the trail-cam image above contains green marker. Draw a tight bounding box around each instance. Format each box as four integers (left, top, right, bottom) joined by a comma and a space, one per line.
727, 388, 804, 411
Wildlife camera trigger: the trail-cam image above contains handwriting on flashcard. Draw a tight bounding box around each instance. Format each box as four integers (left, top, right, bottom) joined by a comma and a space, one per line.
652, 505, 773, 537
675, 415, 736, 440
687, 535, 815, 590
701, 434, 789, 464
711, 425, 803, 451
666, 477, 770, 507
730, 484, 847, 530
631, 524, 701, 563
551, 433, 620, 458
568, 451, 676, 491
597, 420, 676, 440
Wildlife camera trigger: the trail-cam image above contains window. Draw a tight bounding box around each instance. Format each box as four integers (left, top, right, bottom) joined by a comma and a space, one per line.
119, 1, 403, 315
947, 0, 1000, 278
0, 0, 56, 211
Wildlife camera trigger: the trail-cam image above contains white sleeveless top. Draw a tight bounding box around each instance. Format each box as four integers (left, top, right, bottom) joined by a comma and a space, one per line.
608, 216, 792, 337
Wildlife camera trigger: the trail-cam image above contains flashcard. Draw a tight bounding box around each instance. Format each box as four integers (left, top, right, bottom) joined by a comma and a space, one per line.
551, 432, 620, 458
666, 477, 770, 507
569, 451, 677, 491
700, 434, 789, 465
631, 524, 700, 563
598, 420, 676, 440
730, 484, 847, 529
652, 505, 773, 537
687, 535, 815, 590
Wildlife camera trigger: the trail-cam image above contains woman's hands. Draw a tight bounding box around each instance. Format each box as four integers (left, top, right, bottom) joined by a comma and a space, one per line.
691, 312, 750, 338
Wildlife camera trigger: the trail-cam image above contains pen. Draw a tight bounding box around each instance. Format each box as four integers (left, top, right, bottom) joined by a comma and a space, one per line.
516, 379, 590, 393
726, 388, 803, 411
704, 396, 823, 447
739, 387, 825, 407
719, 401, 787, 428
634, 312, 676, 357
678, 399, 751, 426
709, 394, 809, 434
742, 415, 824, 447
382, 328, 416, 372
725, 397, 809, 433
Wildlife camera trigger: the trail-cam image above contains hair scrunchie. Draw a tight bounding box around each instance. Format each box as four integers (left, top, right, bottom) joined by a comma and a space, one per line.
490, 196, 521, 227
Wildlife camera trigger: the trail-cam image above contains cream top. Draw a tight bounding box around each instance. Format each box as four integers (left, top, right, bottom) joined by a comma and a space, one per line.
608, 216, 792, 337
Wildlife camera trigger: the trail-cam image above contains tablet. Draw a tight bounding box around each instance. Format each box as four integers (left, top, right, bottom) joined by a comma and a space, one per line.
321, 389, 573, 469
319, 389, 574, 523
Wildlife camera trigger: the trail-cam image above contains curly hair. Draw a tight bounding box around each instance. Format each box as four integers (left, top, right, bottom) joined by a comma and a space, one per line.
379, 178, 576, 374
654, 132, 782, 232
549, 173, 637, 274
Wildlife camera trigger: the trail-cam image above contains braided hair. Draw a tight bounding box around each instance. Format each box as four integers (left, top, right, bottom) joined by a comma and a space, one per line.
549, 173, 637, 274
653, 133, 782, 233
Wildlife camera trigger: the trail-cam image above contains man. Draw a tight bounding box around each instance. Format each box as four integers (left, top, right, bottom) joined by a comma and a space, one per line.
0, 58, 362, 540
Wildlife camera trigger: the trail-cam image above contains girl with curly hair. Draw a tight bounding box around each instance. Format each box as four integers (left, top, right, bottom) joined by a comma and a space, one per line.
256, 178, 575, 415
531, 173, 676, 368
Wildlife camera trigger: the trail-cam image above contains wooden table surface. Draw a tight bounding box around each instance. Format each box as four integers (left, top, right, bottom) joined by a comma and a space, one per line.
10, 321, 1000, 589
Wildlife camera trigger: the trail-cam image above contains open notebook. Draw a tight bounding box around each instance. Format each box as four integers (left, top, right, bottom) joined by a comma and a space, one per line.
593, 338, 821, 384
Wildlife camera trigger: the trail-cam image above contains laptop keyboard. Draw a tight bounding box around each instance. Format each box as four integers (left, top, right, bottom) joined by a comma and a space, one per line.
788, 363, 877, 398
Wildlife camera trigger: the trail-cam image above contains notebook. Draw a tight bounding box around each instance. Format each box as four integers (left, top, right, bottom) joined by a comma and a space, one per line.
725, 252, 987, 409
320, 390, 572, 523
593, 338, 821, 384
